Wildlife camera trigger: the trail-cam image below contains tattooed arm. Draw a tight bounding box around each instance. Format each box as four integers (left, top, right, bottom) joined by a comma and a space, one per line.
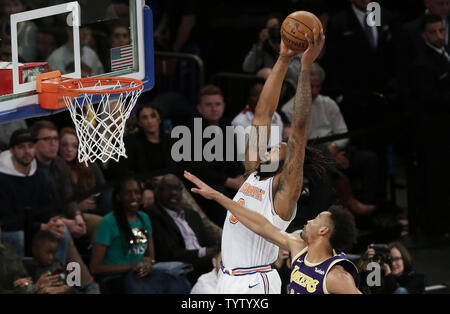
244, 42, 298, 174
273, 28, 326, 221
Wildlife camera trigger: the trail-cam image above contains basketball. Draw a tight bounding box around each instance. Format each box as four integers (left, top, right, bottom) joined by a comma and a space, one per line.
281, 11, 323, 52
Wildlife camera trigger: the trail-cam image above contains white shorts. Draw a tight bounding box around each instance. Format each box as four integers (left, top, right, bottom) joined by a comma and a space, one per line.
216, 268, 281, 294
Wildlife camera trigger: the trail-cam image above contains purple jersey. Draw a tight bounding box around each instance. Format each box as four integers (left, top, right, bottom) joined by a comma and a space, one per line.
289, 247, 360, 294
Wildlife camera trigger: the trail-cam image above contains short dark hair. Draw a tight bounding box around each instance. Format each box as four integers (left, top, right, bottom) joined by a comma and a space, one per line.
136, 102, 162, 120
199, 84, 223, 100
421, 13, 443, 32
32, 230, 58, 248
30, 120, 58, 139
328, 205, 357, 251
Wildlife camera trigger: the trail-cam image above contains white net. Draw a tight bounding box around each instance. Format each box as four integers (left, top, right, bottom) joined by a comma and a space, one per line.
62, 79, 143, 165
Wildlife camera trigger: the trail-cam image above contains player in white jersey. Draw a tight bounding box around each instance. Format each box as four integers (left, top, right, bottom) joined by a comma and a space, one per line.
186, 28, 325, 294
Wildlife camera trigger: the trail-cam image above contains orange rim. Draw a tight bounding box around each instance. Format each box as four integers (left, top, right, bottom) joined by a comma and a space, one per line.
58, 77, 144, 97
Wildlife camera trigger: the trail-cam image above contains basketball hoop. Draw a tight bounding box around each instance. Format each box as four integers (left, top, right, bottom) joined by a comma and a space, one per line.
36, 71, 144, 164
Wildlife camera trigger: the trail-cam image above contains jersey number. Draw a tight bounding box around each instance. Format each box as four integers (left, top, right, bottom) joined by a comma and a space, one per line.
230, 199, 245, 224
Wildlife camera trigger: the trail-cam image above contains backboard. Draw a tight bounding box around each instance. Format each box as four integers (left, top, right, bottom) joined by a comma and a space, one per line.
0, 0, 154, 123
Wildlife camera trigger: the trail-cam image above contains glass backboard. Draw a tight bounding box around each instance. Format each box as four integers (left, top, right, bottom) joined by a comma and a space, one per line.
0, 0, 154, 123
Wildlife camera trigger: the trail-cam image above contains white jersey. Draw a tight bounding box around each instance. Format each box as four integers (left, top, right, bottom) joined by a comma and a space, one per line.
221, 172, 297, 269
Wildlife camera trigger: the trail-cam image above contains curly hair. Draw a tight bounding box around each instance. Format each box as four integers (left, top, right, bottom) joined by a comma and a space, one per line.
328, 205, 357, 251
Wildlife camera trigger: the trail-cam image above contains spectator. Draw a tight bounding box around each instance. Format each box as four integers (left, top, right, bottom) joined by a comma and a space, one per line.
30, 120, 100, 293
116, 102, 178, 180
231, 82, 284, 160
46, 27, 104, 75
90, 176, 158, 293
110, 21, 131, 48
323, 0, 400, 131
28, 231, 64, 281
359, 242, 425, 294
408, 14, 450, 236
58, 127, 109, 216
0, 225, 67, 294
182, 85, 245, 226
190, 250, 221, 294
0, 0, 37, 62
397, 0, 450, 112
0, 129, 68, 262
282, 62, 378, 214
145, 174, 219, 284
242, 13, 302, 84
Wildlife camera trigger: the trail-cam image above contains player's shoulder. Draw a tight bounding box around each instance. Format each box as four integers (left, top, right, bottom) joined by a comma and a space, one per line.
326, 264, 360, 294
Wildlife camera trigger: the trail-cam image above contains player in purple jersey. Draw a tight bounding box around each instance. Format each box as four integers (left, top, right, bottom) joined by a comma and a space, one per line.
184, 171, 361, 294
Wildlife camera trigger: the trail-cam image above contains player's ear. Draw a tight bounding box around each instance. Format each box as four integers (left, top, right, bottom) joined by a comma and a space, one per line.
318, 226, 330, 236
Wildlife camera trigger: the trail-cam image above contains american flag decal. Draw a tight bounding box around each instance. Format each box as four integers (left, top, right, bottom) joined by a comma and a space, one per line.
110, 44, 133, 71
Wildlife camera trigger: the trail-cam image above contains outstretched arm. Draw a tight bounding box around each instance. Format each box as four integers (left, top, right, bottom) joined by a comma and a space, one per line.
184, 171, 305, 253
273, 28, 325, 221
245, 42, 298, 174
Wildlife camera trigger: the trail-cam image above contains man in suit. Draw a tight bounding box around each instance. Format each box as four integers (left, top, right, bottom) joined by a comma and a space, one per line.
145, 174, 219, 284
397, 0, 449, 111
408, 14, 450, 237
182, 85, 245, 227
323, 0, 400, 132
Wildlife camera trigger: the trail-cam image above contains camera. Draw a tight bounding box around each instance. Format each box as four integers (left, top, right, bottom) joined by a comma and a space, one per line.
370, 244, 393, 265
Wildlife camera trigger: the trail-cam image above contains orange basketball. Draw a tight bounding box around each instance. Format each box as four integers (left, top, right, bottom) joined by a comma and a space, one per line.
281, 11, 323, 52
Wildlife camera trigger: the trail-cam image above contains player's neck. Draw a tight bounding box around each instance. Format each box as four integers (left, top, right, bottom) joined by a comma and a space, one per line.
306, 241, 333, 263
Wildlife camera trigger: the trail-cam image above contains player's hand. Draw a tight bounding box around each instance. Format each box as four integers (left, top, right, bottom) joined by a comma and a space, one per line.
279, 40, 299, 59
184, 171, 220, 200
301, 28, 325, 68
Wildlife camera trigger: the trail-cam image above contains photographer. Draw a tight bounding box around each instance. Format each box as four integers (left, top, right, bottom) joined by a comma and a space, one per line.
358, 242, 425, 294
242, 13, 301, 84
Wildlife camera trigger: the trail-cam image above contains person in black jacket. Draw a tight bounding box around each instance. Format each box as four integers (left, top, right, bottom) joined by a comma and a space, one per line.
323, 0, 400, 131
144, 174, 219, 284
181, 85, 245, 226
408, 14, 450, 236
0, 129, 66, 260
117, 102, 178, 181
359, 242, 425, 294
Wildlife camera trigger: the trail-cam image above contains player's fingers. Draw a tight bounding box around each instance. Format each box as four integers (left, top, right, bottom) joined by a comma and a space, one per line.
304, 32, 312, 48
312, 28, 318, 44
184, 171, 202, 187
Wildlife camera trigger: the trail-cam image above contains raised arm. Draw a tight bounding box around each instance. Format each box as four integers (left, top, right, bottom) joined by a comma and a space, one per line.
273, 28, 325, 221
184, 170, 305, 253
244, 43, 298, 174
